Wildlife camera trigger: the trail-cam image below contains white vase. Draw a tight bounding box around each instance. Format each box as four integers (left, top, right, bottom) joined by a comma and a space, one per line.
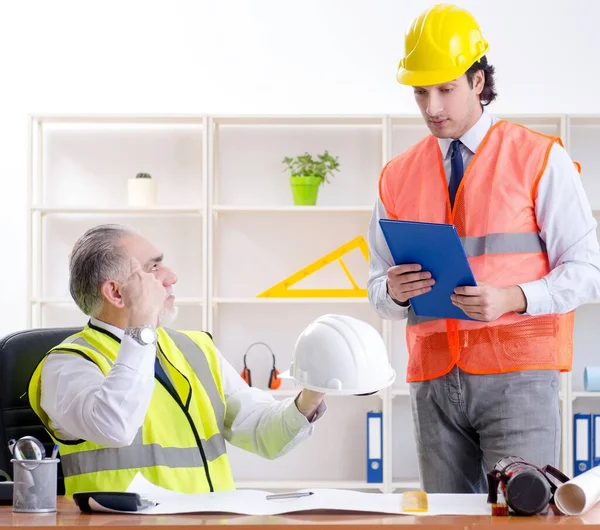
128, 178, 157, 207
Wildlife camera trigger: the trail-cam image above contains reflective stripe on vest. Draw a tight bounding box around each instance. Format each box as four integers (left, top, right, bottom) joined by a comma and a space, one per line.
60, 329, 227, 477
166, 329, 225, 431
61, 430, 226, 477
63, 336, 114, 366
460, 232, 546, 257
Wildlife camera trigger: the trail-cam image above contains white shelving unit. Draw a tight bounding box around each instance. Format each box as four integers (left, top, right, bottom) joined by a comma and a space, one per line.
27, 113, 600, 492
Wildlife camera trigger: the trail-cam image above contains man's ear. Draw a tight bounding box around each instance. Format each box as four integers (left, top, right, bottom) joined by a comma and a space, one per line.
474, 69, 485, 96
100, 280, 124, 309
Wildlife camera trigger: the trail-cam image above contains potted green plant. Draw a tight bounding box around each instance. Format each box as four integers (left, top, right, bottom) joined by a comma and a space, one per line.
128, 172, 157, 207
282, 151, 340, 206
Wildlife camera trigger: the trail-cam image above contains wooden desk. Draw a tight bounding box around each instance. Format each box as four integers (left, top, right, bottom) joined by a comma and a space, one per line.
0, 497, 599, 529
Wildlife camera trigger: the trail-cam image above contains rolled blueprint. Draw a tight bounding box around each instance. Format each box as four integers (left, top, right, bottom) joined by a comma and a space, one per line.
554, 466, 600, 515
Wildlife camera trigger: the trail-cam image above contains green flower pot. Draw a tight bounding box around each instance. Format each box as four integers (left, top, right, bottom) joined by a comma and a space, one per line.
290, 176, 322, 206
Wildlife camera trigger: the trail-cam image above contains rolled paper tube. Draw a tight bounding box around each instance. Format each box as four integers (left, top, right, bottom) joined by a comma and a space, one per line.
554, 466, 600, 515
584, 367, 600, 392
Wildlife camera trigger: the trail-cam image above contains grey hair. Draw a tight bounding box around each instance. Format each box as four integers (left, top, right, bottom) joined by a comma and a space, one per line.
69, 224, 135, 317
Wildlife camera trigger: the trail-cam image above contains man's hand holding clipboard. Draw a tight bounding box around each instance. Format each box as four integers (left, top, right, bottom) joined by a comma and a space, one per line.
451, 283, 527, 321
379, 219, 527, 321
379, 219, 528, 321
386, 264, 436, 306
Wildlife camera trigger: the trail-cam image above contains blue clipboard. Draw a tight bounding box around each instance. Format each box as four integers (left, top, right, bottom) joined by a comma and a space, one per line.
378, 219, 477, 320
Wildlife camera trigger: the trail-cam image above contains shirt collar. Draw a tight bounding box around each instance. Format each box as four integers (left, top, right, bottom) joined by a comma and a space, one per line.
90, 316, 124, 340
438, 108, 493, 159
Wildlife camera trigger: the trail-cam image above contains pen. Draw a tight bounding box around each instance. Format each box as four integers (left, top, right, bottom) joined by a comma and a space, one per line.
51, 444, 59, 459
266, 491, 314, 500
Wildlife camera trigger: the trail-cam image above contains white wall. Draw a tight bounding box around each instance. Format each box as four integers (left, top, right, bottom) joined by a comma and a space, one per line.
1, 0, 599, 336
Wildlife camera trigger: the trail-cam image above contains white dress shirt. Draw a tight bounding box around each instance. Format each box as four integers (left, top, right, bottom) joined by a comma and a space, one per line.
367, 109, 600, 319
40, 317, 326, 458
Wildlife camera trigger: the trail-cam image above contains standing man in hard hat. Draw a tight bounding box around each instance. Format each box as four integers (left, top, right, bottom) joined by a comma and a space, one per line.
367, 3, 600, 494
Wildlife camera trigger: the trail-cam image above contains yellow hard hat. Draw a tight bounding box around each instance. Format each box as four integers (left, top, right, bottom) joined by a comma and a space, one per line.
396, 3, 489, 86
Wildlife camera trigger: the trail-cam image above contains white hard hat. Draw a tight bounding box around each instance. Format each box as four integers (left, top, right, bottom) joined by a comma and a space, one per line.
279, 314, 396, 395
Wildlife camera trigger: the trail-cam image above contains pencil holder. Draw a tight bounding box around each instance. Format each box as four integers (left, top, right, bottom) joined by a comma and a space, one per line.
12, 458, 59, 513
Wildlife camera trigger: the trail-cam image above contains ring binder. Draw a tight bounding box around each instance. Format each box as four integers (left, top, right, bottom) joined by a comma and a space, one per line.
366, 411, 383, 483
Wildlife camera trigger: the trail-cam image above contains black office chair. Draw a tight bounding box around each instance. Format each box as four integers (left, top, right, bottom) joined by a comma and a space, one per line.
0, 327, 81, 495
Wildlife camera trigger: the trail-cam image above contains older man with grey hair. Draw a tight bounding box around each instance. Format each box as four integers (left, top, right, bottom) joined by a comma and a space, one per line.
28, 224, 326, 495
67, 224, 180, 327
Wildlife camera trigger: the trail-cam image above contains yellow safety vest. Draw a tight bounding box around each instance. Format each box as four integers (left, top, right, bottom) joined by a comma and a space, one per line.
28, 323, 235, 495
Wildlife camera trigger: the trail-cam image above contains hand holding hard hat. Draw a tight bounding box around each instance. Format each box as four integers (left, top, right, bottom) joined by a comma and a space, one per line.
279, 314, 396, 395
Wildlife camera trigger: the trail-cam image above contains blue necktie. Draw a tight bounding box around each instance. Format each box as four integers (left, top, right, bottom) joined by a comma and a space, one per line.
155, 357, 175, 394
448, 139, 464, 209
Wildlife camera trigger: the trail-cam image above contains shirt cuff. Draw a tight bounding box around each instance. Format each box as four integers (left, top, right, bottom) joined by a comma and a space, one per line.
284, 397, 328, 431
380, 292, 410, 317
114, 335, 156, 375
518, 279, 553, 315
307, 400, 327, 423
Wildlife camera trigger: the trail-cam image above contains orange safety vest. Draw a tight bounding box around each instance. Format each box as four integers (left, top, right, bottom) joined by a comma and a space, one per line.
379, 120, 575, 383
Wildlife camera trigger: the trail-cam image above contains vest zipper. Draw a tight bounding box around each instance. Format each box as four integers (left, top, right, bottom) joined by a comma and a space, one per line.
157, 345, 215, 492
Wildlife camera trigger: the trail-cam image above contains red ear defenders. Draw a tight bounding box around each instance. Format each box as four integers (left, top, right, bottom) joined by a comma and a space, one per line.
240, 342, 281, 390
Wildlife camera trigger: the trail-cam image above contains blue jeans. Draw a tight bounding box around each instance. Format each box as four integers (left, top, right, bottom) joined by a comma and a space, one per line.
409, 365, 560, 493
